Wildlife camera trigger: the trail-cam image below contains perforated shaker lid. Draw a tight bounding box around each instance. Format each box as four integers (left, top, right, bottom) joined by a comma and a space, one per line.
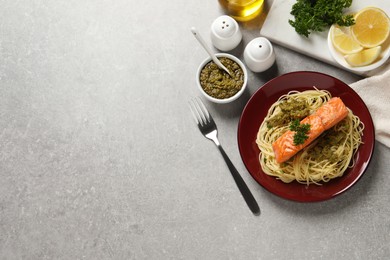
247, 37, 273, 61
211, 15, 237, 38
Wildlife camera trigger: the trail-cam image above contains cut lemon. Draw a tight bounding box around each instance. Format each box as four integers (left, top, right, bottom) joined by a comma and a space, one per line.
331, 26, 363, 54
344, 46, 382, 67
351, 7, 390, 48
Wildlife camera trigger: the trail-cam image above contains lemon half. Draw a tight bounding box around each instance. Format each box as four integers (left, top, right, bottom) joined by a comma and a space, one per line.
351, 7, 390, 48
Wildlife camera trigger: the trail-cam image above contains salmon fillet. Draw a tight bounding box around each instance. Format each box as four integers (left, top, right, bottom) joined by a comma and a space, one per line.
315, 97, 349, 130
272, 97, 349, 164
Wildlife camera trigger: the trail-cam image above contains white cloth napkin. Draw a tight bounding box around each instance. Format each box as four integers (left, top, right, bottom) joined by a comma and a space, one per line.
350, 62, 390, 147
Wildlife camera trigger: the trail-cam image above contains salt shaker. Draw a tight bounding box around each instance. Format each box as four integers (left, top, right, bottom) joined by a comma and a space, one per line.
244, 37, 276, 72
210, 15, 242, 51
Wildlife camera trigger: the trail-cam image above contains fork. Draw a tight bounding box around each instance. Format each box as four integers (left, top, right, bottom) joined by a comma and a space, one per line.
189, 97, 260, 215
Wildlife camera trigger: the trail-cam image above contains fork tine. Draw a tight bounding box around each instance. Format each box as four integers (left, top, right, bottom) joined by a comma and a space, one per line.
194, 97, 210, 126
189, 98, 206, 125
188, 99, 201, 124
189, 98, 205, 126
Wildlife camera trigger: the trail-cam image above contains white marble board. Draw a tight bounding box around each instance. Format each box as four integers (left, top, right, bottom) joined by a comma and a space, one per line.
260, 0, 390, 76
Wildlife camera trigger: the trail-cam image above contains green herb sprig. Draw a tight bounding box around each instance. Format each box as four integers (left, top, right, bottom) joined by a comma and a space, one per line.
290, 119, 311, 145
289, 0, 355, 37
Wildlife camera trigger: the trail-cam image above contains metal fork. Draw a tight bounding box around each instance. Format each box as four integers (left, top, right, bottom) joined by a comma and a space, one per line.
189, 97, 260, 215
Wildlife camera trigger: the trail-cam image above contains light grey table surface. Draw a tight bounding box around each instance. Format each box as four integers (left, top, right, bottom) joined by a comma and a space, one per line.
1, 0, 389, 259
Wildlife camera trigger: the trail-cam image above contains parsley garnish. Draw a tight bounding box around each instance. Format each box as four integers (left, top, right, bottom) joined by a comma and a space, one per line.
289, 0, 355, 37
290, 119, 311, 145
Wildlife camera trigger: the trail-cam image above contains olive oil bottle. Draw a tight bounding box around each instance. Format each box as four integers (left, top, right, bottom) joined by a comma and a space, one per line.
218, 0, 264, 22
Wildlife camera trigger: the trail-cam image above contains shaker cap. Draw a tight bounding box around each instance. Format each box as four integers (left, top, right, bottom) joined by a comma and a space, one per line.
210, 15, 242, 51
244, 37, 276, 72
211, 15, 237, 38
246, 37, 273, 61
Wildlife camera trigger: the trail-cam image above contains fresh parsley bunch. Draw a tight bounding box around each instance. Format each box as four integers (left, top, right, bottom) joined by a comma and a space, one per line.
289, 0, 355, 37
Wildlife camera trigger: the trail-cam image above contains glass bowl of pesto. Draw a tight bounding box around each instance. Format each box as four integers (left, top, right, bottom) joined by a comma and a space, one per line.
196, 53, 248, 104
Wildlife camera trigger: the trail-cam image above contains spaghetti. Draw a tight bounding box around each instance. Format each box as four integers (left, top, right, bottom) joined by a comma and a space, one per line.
256, 89, 363, 185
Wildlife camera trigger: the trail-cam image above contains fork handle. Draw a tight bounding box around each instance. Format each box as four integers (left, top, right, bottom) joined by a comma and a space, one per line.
217, 145, 260, 215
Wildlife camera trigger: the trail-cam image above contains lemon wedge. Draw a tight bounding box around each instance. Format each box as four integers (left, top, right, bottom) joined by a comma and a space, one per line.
351, 7, 390, 48
344, 46, 382, 67
331, 26, 363, 54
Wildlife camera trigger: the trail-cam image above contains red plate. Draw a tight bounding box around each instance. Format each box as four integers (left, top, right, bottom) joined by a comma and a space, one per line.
237, 71, 375, 202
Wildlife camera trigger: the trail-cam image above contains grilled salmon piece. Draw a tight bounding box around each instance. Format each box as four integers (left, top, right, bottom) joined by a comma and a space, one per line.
272, 115, 325, 163
315, 97, 349, 130
272, 97, 348, 164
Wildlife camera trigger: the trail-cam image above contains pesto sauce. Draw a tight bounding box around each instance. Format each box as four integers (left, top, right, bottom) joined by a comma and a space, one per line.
267, 98, 310, 128
309, 119, 349, 163
199, 57, 244, 99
